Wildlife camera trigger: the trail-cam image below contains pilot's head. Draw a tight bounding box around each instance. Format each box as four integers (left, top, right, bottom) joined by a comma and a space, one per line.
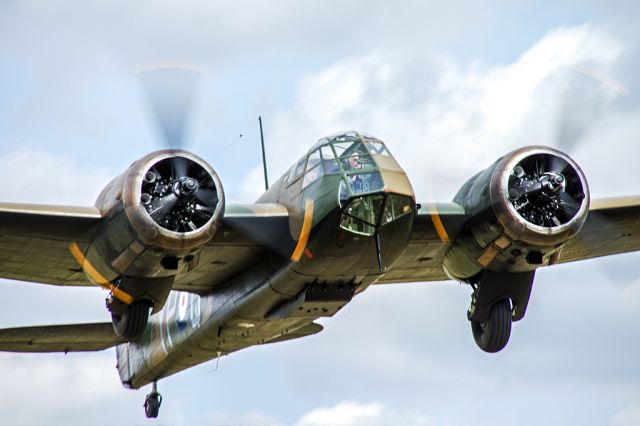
348, 152, 362, 169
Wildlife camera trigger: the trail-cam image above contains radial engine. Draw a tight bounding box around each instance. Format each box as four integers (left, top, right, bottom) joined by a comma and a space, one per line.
84, 150, 224, 340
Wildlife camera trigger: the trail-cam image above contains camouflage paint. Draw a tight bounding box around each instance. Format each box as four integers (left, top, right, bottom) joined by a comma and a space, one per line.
116, 132, 418, 388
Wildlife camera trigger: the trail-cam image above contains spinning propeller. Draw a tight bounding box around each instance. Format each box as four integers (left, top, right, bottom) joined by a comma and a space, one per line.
137, 64, 202, 149
507, 69, 625, 229
135, 65, 221, 233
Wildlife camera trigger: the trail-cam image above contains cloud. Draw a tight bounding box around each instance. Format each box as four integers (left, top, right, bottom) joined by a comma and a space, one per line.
612, 404, 640, 426
230, 165, 267, 203
206, 409, 285, 426
0, 352, 142, 426
0, 148, 111, 205
257, 24, 628, 203
294, 401, 430, 426
0, 0, 501, 64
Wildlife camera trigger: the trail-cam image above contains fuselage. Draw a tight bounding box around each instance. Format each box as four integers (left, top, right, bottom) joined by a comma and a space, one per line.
117, 131, 417, 388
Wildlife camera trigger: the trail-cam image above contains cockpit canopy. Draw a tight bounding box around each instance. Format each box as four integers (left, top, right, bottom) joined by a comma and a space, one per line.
287, 131, 414, 237
287, 131, 391, 194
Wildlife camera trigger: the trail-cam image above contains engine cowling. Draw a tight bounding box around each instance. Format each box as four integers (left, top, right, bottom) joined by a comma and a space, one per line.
443, 146, 589, 280
86, 150, 225, 284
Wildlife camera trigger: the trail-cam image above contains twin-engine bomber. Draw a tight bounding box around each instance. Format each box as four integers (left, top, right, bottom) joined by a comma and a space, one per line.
0, 131, 637, 419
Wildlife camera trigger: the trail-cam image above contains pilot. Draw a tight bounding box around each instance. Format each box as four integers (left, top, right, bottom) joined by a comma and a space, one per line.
348, 152, 368, 193
348, 152, 364, 170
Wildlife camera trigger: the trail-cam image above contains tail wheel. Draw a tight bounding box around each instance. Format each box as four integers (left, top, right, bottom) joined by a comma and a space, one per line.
144, 392, 162, 418
112, 300, 150, 341
471, 299, 512, 353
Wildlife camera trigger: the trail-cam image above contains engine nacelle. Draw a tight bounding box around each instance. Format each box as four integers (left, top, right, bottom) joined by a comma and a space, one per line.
85, 150, 224, 285
443, 146, 589, 280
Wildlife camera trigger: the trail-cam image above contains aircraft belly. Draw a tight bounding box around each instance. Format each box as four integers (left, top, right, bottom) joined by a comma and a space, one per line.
173, 244, 265, 292
118, 259, 338, 388
119, 197, 415, 388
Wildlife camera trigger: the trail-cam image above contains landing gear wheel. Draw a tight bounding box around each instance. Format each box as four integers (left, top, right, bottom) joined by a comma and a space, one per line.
111, 300, 150, 341
144, 383, 162, 419
471, 299, 512, 353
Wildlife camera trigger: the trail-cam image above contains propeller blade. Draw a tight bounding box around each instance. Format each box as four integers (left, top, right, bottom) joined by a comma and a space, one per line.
195, 188, 218, 206
170, 156, 190, 180
555, 68, 628, 151
149, 193, 179, 223
549, 154, 569, 175
558, 191, 580, 211
138, 65, 202, 149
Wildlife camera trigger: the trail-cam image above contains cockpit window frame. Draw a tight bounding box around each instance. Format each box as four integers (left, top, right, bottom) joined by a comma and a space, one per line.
302, 149, 323, 189
287, 157, 307, 187
339, 192, 414, 237
363, 140, 391, 156
294, 131, 393, 191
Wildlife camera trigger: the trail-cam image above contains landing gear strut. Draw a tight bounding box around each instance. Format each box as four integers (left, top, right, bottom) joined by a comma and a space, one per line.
144, 381, 163, 419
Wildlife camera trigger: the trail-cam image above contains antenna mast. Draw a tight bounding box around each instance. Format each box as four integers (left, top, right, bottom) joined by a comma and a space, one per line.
258, 116, 269, 190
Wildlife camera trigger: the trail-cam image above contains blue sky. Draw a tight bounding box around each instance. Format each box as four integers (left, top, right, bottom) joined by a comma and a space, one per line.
1, 1, 640, 425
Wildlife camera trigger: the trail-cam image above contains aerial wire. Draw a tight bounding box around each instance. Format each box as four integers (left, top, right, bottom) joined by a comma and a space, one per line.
210, 118, 259, 163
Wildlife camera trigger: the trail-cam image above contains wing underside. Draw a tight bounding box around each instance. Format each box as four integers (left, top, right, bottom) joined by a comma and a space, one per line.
558, 196, 640, 263
0, 322, 124, 352
0, 197, 638, 291
374, 203, 467, 284
173, 203, 292, 292
376, 197, 640, 284
0, 203, 102, 286
0, 202, 290, 293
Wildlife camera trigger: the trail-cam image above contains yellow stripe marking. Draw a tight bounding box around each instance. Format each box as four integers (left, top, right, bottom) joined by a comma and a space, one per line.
69, 242, 134, 304
430, 211, 450, 242
291, 199, 314, 262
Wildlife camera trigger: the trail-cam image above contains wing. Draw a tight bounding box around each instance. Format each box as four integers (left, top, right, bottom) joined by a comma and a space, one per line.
0, 203, 102, 286
557, 196, 640, 263
378, 197, 640, 284
375, 202, 468, 284
155, 203, 293, 293
0, 322, 124, 352
0, 202, 290, 293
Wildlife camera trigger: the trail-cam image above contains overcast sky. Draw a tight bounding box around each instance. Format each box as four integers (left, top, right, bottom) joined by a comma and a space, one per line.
1, 1, 640, 425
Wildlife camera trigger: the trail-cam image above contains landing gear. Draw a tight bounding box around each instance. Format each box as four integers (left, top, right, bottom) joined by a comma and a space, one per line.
466, 270, 536, 353
470, 299, 512, 353
144, 381, 162, 419
111, 300, 150, 341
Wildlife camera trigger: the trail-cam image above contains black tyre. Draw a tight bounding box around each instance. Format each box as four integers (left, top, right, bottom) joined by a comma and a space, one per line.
112, 301, 150, 341
471, 299, 512, 353
144, 393, 162, 418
